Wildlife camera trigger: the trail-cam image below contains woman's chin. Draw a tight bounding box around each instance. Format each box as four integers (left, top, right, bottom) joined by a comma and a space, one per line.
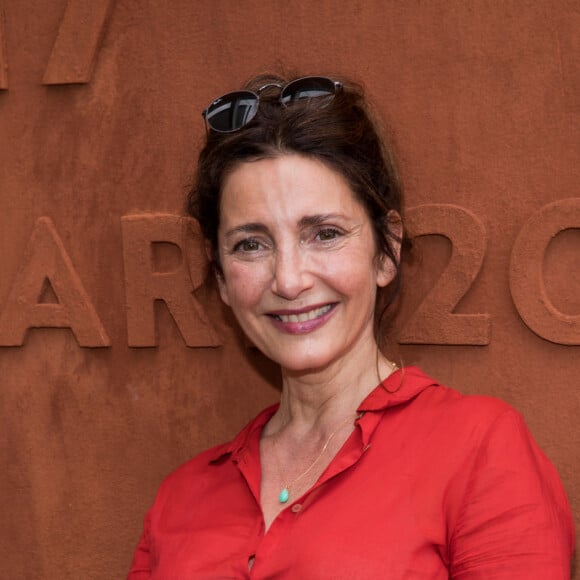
275, 353, 338, 377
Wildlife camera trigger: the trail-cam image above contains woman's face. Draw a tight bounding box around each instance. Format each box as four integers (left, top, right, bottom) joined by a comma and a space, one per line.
217, 154, 396, 374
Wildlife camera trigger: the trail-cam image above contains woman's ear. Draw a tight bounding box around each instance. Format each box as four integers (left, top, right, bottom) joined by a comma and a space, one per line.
204, 239, 214, 264
376, 210, 403, 288
216, 270, 230, 306
207, 240, 230, 306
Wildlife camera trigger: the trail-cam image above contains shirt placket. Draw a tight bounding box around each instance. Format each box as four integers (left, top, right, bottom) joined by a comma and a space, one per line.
231, 445, 267, 578
245, 411, 384, 578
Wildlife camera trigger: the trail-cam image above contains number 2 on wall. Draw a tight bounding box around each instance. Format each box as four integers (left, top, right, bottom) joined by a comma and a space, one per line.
399, 204, 490, 346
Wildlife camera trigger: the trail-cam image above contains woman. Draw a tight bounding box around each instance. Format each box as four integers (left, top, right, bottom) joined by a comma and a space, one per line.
128, 75, 574, 578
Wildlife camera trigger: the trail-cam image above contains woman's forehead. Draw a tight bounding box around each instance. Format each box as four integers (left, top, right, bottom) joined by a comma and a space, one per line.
219, 155, 365, 225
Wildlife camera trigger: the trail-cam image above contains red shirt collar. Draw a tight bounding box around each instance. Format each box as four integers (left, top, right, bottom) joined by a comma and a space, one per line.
209, 366, 438, 464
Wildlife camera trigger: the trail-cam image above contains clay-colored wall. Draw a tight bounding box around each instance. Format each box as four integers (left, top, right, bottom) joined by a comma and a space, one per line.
0, 1, 577, 578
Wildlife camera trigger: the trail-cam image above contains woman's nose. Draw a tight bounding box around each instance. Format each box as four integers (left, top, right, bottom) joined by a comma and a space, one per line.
270, 244, 313, 299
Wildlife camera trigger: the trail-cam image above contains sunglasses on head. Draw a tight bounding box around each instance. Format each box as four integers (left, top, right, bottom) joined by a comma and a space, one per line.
202, 76, 343, 133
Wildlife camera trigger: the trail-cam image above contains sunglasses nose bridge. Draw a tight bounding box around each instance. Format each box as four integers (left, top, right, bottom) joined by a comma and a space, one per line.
256, 82, 283, 97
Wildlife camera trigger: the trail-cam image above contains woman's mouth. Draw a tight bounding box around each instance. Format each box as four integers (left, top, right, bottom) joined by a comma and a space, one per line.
273, 304, 333, 323
268, 303, 337, 334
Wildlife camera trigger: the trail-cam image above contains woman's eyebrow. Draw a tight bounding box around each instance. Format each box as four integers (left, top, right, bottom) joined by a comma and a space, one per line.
223, 214, 347, 239
223, 223, 269, 239
298, 213, 346, 228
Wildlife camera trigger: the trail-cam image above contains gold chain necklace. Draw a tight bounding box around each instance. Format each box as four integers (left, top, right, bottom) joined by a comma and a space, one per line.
273, 413, 361, 504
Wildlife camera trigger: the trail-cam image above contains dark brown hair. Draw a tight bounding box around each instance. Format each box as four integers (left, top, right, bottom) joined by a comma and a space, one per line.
186, 73, 410, 341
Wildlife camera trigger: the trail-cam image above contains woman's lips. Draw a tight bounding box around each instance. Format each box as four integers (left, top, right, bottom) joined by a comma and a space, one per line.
267, 303, 337, 334
273, 304, 332, 323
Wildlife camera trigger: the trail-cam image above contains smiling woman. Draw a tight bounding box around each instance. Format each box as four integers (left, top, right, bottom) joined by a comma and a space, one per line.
217, 155, 394, 375
127, 75, 574, 579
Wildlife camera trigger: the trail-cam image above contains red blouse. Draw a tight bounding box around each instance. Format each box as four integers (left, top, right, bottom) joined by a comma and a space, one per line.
128, 367, 574, 579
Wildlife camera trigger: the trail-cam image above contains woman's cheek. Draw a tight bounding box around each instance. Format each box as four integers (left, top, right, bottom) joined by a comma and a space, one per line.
223, 260, 270, 305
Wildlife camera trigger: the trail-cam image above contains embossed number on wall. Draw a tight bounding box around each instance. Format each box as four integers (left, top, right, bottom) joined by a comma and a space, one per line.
399, 204, 490, 346
509, 198, 580, 345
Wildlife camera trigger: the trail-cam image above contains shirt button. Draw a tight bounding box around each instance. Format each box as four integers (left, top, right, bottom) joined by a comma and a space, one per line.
291, 503, 303, 513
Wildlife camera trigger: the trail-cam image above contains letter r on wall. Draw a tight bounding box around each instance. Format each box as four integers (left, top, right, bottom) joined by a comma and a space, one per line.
121, 214, 221, 348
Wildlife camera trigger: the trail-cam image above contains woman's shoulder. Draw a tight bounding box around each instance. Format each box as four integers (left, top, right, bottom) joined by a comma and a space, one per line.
155, 403, 278, 496
424, 379, 516, 421
401, 368, 575, 559
394, 366, 541, 451
152, 442, 230, 500
390, 365, 518, 423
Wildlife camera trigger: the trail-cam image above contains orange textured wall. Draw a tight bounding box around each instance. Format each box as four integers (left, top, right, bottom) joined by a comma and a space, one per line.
0, 1, 578, 578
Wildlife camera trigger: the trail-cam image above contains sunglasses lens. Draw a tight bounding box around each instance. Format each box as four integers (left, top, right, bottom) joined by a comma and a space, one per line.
205, 91, 258, 132
280, 77, 338, 105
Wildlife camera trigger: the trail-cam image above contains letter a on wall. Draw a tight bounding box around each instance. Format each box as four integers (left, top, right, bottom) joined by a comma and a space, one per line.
0, 217, 110, 347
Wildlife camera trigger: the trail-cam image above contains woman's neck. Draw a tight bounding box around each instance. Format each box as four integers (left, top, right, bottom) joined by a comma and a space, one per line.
266, 349, 397, 438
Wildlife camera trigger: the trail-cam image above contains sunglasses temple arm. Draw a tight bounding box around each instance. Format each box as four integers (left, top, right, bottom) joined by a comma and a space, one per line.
201, 111, 210, 137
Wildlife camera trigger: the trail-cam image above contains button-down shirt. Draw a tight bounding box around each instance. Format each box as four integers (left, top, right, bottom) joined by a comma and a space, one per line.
128, 367, 574, 579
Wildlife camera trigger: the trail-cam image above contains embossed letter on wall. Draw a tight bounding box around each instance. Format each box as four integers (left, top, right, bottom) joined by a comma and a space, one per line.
0, 217, 110, 346
43, 0, 115, 85
121, 214, 221, 348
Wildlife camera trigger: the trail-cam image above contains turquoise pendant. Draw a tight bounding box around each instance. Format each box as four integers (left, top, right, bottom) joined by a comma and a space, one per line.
279, 488, 290, 503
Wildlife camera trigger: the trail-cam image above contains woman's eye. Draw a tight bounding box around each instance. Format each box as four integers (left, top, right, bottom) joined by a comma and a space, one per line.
234, 239, 262, 252
316, 228, 341, 242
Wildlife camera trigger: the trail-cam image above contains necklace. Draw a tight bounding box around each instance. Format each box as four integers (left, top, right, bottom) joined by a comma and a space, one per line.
273, 413, 360, 504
